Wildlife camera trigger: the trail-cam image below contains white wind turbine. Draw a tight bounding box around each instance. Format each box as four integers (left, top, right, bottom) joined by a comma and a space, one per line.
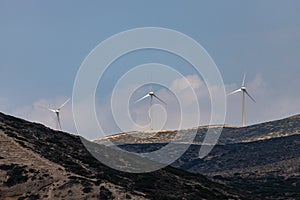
38, 98, 70, 130
135, 85, 166, 130
228, 73, 255, 127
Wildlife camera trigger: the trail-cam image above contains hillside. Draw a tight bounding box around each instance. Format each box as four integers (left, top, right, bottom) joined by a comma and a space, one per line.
0, 112, 248, 200
95, 114, 300, 199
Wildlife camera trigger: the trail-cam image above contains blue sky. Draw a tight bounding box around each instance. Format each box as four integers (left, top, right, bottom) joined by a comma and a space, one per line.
0, 1, 300, 137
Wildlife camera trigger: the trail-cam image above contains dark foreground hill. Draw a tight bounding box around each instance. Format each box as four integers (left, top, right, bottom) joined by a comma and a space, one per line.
0, 112, 248, 200
95, 114, 300, 199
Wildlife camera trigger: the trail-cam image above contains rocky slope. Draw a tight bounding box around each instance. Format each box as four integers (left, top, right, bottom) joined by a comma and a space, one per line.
95, 114, 300, 199
0, 112, 248, 200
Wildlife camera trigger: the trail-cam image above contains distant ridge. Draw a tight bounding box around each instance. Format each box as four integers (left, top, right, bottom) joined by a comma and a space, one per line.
96, 113, 300, 199
94, 114, 300, 146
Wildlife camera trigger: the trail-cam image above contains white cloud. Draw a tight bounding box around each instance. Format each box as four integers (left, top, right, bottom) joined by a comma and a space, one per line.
170, 74, 202, 92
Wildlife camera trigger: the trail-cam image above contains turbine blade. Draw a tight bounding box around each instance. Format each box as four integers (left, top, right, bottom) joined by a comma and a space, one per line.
245, 90, 256, 103
242, 73, 246, 86
153, 94, 166, 104
58, 98, 70, 109
38, 105, 56, 112
150, 74, 153, 91
227, 88, 242, 96
135, 94, 150, 103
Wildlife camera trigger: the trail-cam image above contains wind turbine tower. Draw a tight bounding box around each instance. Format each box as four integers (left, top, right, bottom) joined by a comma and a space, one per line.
38, 98, 70, 130
228, 73, 255, 127
135, 85, 166, 130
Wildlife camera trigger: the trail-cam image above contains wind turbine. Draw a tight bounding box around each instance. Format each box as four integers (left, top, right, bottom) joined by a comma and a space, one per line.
135, 85, 166, 130
228, 73, 255, 127
38, 98, 70, 130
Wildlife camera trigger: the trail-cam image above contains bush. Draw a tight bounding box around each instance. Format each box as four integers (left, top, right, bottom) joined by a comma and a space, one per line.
4, 165, 28, 187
